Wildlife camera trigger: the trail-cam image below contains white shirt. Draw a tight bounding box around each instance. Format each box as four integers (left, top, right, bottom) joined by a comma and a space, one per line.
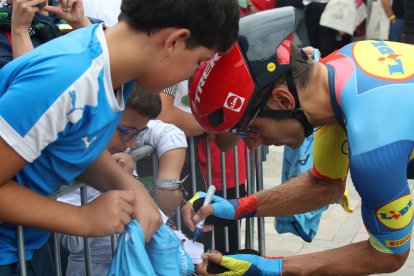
83, 0, 122, 27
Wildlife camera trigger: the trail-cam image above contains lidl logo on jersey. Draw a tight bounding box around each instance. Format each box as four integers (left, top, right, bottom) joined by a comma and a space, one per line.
353, 41, 414, 81
376, 194, 413, 230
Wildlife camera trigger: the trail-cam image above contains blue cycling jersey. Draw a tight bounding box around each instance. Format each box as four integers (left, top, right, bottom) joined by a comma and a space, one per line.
314, 40, 414, 254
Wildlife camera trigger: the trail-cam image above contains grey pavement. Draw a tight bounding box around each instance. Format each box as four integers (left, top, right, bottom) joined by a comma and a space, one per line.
241, 145, 414, 275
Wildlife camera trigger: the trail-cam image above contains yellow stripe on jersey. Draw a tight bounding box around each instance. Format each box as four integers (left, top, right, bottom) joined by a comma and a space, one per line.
340, 186, 353, 213
188, 192, 202, 205
313, 125, 349, 182
207, 256, 252, 276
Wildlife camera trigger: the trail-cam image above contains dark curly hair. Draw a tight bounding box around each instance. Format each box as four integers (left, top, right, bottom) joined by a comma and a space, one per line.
119, 0, 240, 52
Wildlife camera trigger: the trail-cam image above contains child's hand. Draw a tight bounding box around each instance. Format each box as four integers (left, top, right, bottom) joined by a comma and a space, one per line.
79, 190, 135, 236
113, 152, 136, 174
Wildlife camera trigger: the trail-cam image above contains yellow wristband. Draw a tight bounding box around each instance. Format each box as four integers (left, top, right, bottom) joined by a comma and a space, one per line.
389, 14, 396, 21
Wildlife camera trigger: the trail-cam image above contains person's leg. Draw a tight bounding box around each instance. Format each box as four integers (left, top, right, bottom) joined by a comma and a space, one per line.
0, 242, 56, 276
0, 263, 20, 276
318, 25, 338, 57
305, 3, 321, 48
389, 18, 405, 42
28, 241, 56, 276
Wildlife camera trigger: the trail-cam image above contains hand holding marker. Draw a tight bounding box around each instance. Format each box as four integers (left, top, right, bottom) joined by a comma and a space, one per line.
193, 185, 216, 241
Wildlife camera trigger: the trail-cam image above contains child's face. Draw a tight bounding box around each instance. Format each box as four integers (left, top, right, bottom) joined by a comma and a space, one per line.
107, 108, 149, 154
154, 187, 184, 216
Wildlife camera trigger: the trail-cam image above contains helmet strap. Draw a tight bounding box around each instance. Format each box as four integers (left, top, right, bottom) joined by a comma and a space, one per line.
256, 74, 313, 137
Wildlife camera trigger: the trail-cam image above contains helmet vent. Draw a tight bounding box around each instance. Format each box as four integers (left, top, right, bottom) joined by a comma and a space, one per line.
207, 108, 225, 127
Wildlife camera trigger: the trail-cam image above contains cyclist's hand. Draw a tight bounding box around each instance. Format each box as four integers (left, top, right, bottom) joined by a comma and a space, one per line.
204, 250, 283, 276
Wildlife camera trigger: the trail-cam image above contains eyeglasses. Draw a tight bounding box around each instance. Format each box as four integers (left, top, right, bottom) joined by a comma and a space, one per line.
230, 126, 259, 138
117, 125, 149, 142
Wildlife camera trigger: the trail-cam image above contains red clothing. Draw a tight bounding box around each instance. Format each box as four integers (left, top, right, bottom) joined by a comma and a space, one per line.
197, 139, 247, 191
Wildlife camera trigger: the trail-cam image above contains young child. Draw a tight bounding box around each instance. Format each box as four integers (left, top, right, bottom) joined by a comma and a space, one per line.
0, 0, 239, 274
59, 86, 200, 275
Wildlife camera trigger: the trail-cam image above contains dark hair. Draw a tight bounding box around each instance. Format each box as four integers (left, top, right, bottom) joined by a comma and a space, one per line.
126, 85, 162, 119
274, 45, 314, 90
118, 0, 240, 52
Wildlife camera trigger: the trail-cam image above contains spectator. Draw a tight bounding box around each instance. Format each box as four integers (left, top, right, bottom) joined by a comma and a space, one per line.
303, 0, 337, 57
381, 0, 405, 42
0, 0, 93, 69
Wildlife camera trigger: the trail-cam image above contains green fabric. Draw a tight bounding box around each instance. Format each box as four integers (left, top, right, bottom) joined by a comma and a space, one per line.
238, 0, 248, 8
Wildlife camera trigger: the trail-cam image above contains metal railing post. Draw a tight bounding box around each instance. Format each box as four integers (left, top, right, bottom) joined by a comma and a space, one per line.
233, 146, 241, 250
80, 186, 91, 276
220, 151, 229, 252
17, 225, 27, 276
256, 145, 265, 255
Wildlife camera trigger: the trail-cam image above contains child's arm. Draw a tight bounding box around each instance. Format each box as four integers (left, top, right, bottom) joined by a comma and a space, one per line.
79, 149, 162, 241
0, 137, 136, 237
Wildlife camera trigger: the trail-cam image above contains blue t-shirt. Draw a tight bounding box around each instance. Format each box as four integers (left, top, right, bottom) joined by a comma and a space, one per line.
316, 40, 414, 254
0, 24, 133, 264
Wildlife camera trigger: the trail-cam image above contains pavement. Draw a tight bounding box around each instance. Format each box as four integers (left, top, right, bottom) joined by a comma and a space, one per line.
241, 145, 414, 275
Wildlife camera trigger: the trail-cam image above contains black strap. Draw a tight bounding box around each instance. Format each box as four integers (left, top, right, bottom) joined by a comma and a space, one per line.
257, 73, 314, 137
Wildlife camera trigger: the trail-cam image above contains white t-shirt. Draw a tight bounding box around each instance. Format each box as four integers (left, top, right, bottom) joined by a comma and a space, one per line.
163, 80, 192, 113
83, 0, 122, 27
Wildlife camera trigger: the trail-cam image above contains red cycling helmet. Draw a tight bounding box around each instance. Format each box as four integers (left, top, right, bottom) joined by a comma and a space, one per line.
189, 7, 298, 134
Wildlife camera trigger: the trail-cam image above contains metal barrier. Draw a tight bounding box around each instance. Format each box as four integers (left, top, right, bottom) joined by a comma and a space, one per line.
14, 138, 268, 275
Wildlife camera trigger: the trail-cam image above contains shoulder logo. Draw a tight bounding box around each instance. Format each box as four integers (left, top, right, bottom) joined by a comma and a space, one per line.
224, 92, 245, 112
353, 41, 414, 81
81, 136, 97, 149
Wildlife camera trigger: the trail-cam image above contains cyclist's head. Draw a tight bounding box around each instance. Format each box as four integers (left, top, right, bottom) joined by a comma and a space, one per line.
189, 7, 297, 134
118, 0, 240, 53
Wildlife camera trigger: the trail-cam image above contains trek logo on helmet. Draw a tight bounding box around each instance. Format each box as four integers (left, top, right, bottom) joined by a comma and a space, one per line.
194, 53, 221, 104
224, 92, 245, 112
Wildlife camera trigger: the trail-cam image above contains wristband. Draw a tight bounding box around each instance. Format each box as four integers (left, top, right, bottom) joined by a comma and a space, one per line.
156, 174, 189, 196
389, 14, 396, 21
233, 194, 258, 219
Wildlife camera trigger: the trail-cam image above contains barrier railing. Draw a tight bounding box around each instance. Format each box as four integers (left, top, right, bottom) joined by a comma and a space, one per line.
14, 138, 268, 275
